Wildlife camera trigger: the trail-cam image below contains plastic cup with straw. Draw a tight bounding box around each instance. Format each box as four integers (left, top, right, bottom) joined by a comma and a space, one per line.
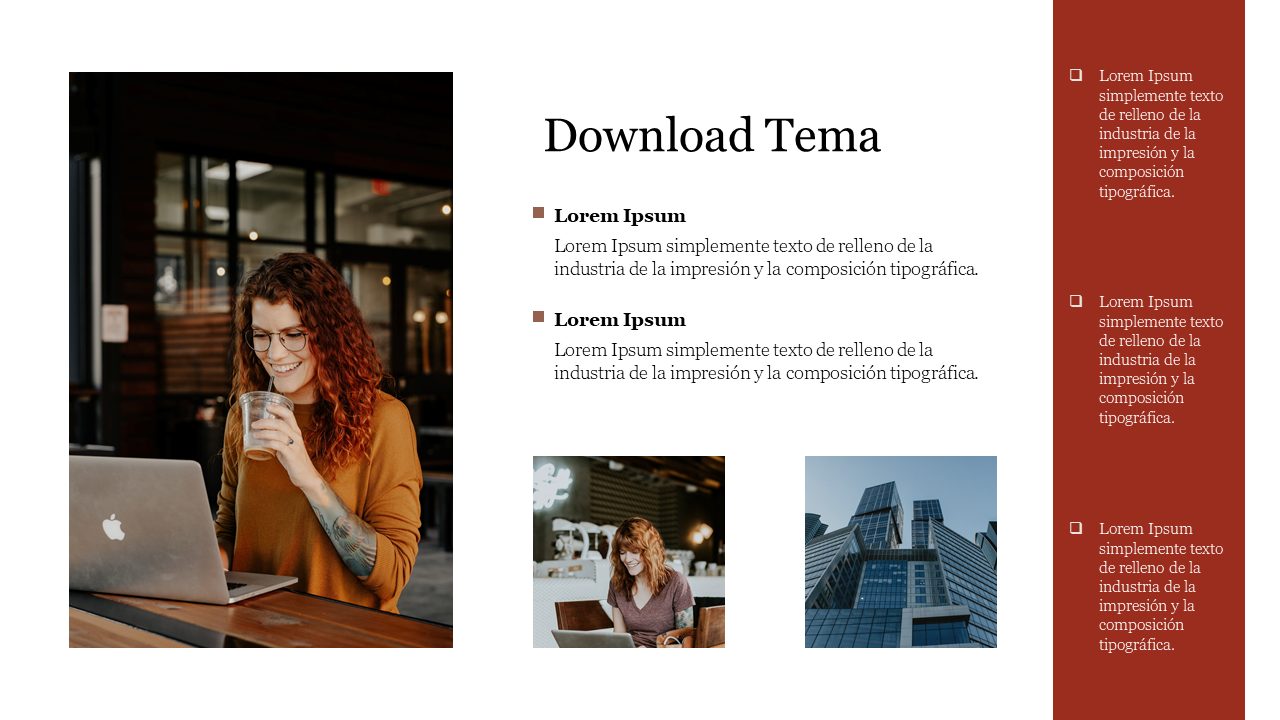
239, 374, 292, 461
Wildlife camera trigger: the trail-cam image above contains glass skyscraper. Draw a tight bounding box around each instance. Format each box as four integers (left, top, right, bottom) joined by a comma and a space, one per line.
805, 512, 828, 545
847, 481, 904, 549
804, 523, 859, 606
930, 518, 997, 647
912, 499, 943, 549
975, 521, 997, 571
804, 482, 995, 648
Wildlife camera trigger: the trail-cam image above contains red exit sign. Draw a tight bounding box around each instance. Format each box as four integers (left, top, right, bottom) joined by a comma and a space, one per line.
371, 179, 391, 196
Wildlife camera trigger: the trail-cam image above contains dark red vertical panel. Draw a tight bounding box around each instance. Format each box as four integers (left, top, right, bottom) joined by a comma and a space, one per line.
1054, 2, 1243, 716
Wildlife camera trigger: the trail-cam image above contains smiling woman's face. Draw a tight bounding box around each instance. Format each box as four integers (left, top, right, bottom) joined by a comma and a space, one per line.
621, 549, 645, 577
251, 299, 317, 404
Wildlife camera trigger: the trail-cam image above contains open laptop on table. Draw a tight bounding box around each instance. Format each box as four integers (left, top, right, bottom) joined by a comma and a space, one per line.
551, 629, 636, 648
70, 456, 297, 604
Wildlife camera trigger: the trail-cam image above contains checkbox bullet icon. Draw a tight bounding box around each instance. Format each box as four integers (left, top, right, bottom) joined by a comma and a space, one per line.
532, 207, 544, 219
1069, 69, 1082, 81
1070, 295, 1082, 307
1070, 522, 1082, 534
533, 311, 544, 322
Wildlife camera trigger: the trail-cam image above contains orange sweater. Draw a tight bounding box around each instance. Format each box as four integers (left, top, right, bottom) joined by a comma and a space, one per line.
216, 391, 422, 613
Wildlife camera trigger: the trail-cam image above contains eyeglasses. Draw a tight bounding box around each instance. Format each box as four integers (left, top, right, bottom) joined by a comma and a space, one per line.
244, 329, 309, 353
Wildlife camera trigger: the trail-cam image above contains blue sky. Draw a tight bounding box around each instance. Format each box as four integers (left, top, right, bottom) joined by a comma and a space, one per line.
805, 456, 996, 542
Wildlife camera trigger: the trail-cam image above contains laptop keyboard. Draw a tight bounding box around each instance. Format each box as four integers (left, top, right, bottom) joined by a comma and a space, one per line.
227, 582, 248, 591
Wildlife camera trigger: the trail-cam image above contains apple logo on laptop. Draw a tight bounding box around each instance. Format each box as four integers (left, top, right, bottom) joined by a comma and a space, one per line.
102, 514, 126, 541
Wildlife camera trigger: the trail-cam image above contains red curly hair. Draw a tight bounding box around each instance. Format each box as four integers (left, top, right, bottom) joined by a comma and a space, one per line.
610, 517, 673, 601
224, 253, 386, 476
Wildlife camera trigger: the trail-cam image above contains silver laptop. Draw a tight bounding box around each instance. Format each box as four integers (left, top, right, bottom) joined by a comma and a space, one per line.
70, 456, 297, 604
551, 629, 636, 648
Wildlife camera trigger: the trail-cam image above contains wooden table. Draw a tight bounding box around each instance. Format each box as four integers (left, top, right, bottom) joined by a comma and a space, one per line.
69, 589, 453, 648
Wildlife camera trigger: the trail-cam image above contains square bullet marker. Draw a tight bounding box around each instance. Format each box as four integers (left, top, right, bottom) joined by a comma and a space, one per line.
1069, 522, 1083, 534
532, 207, 544, 219
533, 311, 544, 322
1069, 69, 1082, 81
1069, 295, 1083, 307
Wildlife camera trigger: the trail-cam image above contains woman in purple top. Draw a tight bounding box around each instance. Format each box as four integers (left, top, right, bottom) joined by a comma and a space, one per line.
606, 517, 695, 648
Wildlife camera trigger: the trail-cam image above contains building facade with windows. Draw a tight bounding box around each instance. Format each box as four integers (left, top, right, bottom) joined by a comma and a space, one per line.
846, 481, 904, 550
804, 523, 858, 607
912, 499, 944, 549
804, 483, 995, 648
975, 520, 998, 571
804, 512, 828, 544
928, 518, 998, 647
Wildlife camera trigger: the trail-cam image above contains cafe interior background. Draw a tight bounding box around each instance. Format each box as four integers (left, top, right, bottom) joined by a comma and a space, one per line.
532, 455, 726, 647
68, 73, 454, 625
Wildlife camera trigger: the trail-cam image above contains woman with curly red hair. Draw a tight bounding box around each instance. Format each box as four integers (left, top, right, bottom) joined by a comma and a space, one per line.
215, 253, 422, 613
607, 517, 694, 647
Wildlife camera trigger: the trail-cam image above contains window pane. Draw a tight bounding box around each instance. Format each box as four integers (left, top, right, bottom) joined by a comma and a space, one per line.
155, 237, 230, 315
344, 261, 392, 371
316, 172, 326, 243
335, 175, 452, 249
201, 158, 230, 234
156, 153, 186, 231
405, 267, 452, 375
154, 238, 231, 395
154, 248, 185, 312
238, 163, 306, 241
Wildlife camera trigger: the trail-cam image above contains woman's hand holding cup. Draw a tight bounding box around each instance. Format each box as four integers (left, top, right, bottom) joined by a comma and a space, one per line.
252, 404, 323, 492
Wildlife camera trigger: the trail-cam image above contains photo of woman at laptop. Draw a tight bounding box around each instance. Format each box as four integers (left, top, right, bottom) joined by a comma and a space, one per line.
608, 517, 694, 648
216, 253, 421, 614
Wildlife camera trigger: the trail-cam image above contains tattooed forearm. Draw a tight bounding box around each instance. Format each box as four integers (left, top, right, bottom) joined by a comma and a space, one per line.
675, 606, 694, 629
307, 482, 378, 580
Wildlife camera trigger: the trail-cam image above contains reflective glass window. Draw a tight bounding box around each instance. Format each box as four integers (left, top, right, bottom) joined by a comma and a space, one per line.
405, 268, 452, 375
344, 261, 393, 371
335, 175, 452, 250
156, 153, 186, 231
201, 158, 230, 234
238, 163, 306, 241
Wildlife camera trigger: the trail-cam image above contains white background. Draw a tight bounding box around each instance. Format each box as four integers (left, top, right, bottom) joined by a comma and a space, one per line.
461, 7, 1051, 710
2, 1, 1275, 718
